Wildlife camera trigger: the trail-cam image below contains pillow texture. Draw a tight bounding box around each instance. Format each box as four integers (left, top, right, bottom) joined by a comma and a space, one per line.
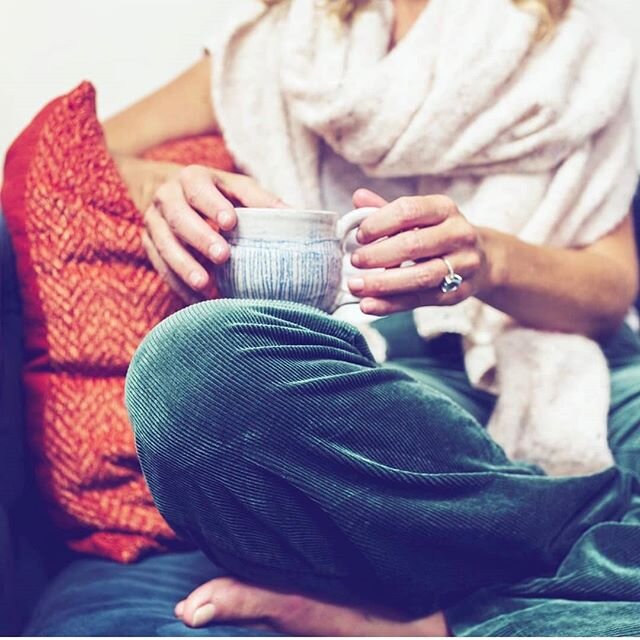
1, 81, 234, 562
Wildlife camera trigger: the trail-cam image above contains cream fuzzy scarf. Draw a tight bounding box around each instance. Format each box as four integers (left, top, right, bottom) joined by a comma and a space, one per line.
211, 0, 637, 476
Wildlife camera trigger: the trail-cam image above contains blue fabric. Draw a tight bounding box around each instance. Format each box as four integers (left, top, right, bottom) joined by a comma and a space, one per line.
0, 211, 25, 634
25, 551, 280, 637
0, 212, 25, 507
0, 211, 71, 634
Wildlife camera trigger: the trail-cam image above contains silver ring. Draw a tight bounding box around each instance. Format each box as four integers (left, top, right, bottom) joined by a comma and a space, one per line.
440, 257, 463, 294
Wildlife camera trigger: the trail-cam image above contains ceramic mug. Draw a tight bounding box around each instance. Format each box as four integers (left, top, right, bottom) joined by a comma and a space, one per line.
215, 207, 377, 312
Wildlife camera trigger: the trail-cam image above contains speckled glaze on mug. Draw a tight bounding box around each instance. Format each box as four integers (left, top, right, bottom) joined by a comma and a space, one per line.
216, 207, 375, 312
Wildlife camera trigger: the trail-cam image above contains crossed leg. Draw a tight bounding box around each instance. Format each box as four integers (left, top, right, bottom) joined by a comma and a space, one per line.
125, 300, 635, 635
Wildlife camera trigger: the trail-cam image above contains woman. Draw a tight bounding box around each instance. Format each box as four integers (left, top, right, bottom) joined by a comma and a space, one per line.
114, 0, 640, 635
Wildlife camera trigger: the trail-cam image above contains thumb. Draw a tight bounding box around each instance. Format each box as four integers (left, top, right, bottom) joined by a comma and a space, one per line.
352, 188, 388, 209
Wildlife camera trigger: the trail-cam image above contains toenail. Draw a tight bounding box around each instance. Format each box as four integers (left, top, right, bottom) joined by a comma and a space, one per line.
192, 603, 217, 628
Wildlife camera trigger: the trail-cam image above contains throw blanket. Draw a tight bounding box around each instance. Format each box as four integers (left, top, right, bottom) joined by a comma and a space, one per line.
210, 0, 637, 476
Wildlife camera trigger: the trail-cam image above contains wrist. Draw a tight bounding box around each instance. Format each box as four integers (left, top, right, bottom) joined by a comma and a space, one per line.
476, 226, 509, 298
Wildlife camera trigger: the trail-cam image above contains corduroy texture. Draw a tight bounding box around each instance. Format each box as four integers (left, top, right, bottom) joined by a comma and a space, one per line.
125, 300, 640, 631
0, 82, 234, 562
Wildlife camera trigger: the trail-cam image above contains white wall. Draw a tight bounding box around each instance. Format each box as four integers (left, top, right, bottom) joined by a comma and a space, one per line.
0, 0, 238, 166
1, 0, 640, 169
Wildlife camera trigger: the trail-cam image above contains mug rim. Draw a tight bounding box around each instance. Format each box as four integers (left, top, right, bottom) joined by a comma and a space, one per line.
235, 207, 339, 217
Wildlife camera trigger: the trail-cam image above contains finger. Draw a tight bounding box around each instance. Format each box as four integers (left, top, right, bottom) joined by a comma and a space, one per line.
352, 188, 388, 209
352, 216, 474, 269
348, 251, 480, 298
359, 281, 474, 316
357, 195, 457, 244
145, 204, 211, 291
141, 230, 200, 305
179, 165, 237, 230
155, 181, 230, 264
216, 172, 290, 210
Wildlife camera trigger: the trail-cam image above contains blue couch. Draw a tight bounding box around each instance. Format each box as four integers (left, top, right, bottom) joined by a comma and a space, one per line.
2, 190, 640, 634
1, 212, 77, 635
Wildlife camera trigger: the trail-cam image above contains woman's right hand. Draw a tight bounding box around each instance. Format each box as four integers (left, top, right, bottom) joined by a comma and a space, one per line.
141, 164, 287, 303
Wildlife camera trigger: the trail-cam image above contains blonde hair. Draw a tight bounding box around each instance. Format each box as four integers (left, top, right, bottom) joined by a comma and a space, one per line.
262, 0, 570, 39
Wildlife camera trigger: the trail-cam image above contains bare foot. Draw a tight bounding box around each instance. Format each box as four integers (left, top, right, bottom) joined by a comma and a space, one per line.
174, 577, 450, 636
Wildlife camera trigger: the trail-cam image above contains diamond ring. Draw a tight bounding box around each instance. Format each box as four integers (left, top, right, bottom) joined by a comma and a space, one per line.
440, 257, 463, 294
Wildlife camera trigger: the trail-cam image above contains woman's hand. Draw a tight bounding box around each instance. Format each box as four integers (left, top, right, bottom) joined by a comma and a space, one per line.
117, 157, 286, 303
349, 189, 638, 337
348, 189, 493, 315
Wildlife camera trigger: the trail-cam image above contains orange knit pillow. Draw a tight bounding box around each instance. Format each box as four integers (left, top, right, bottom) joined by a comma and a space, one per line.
1, 82, 235, 562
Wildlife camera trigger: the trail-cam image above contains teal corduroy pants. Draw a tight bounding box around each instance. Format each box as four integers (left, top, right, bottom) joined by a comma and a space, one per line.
125, 300, 640, 636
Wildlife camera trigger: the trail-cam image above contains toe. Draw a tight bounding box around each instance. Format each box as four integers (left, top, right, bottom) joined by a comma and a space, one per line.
181, 577, 273, 628
181, 579, 220, 627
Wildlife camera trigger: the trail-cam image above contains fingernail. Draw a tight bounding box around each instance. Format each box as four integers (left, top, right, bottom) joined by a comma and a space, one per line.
209, 243, 225, 260
356, 229, 365, 243
351, 252, 363, 267
349, 278, 364, 292
219, 210, 234, 228
175, 601, 185, 618
192, 603, 217, 628
189, 271, 205, 288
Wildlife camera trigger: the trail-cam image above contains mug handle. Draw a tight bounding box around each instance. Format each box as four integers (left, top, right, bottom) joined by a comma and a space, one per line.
333, 207, 378, 310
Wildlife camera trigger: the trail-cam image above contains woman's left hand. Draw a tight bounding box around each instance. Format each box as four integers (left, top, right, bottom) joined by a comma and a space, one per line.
348, 189, 493, 315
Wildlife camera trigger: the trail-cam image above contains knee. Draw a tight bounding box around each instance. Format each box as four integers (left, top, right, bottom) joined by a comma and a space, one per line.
125, 299, 364, 465
125, 300, 269, 454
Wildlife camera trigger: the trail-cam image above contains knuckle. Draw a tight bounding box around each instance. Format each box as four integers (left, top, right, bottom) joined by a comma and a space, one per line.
163, 205, 180, 229
181, 170, 212, 207
154, 237, 172, 259
397, 197, 421, 224
451, 218, 477, 248
415, 265, 438, 290
366, 278, 385, 296
185, 188, 204, 209
179, 164, 201, 183
403, 231, 424, 258
465, 251, 482, 272
431, 194, 458, 218
460, 223, 478, 246
154, 182, 173, 203
143, 207, 155, 226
